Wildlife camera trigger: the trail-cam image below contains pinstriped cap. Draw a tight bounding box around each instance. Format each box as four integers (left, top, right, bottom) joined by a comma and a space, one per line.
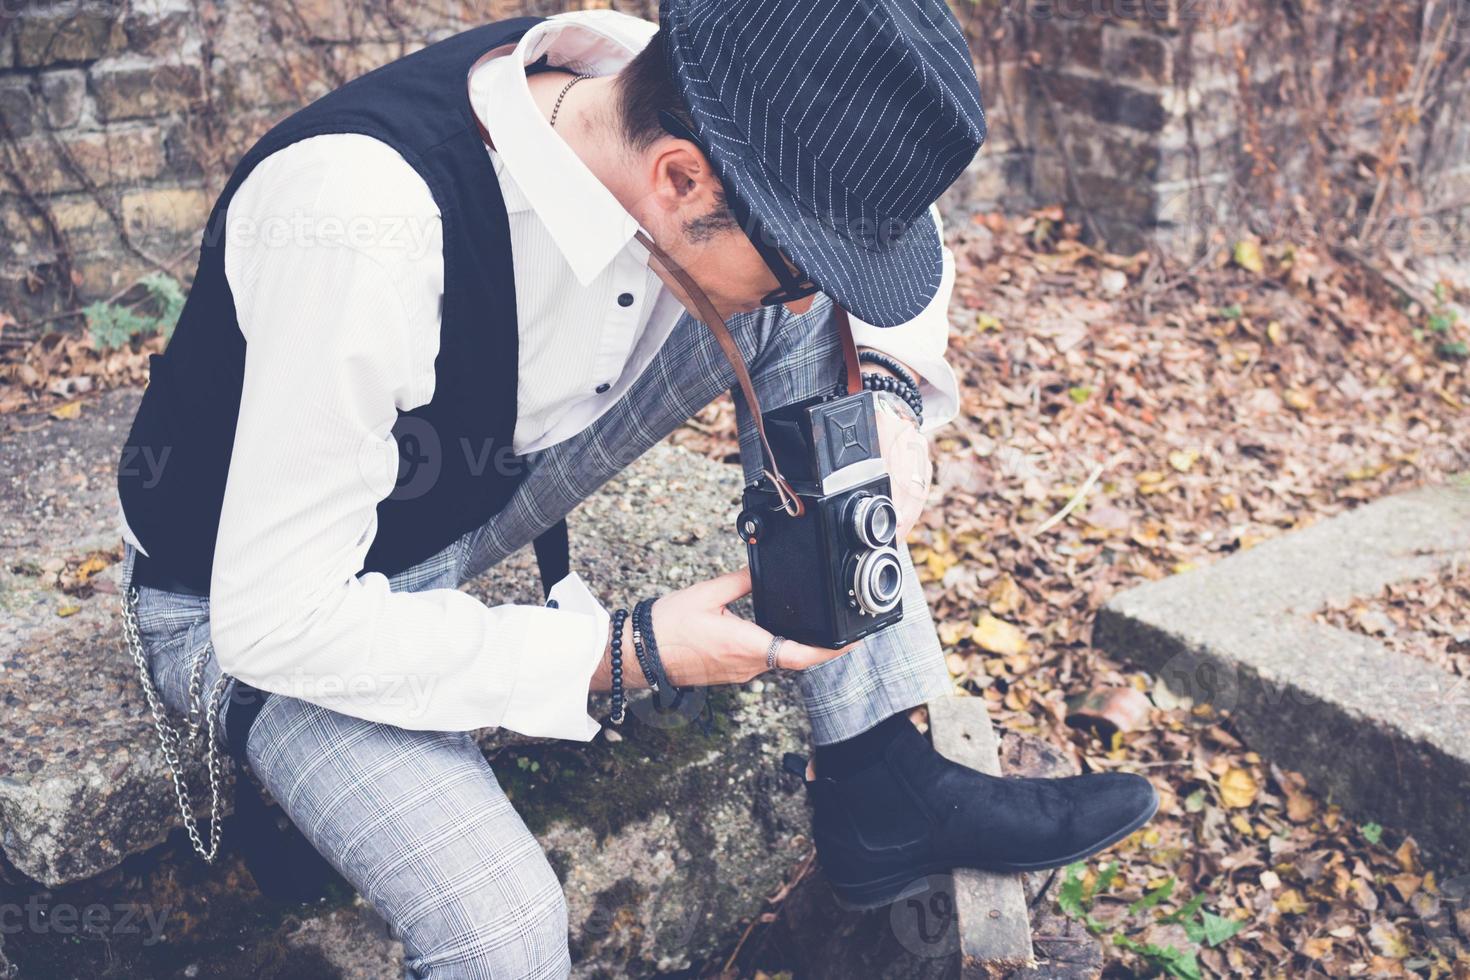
660, 0, 987, 327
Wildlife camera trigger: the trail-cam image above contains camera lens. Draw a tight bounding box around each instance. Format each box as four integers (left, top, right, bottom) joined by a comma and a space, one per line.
848, 493, 899, 549
852, 547, 903, 615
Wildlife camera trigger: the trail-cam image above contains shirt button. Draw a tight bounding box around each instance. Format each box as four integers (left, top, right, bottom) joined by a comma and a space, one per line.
617, 292, 635, 307
595, 382, 611, 394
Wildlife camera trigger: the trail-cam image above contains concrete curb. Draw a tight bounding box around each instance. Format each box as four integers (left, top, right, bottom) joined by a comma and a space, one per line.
1094, 478, 1470, 866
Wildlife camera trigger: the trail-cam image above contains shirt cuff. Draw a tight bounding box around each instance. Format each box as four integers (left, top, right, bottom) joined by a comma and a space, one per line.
849, 329, 961, 433
496, 572, 607, 742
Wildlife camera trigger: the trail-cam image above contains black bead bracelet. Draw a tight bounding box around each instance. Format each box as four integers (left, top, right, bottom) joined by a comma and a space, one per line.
858, 349, 920, 392
857, 350, 923, 426
608, 608, 629, 724
862, 372, 924, 426
633, 598, 679, 710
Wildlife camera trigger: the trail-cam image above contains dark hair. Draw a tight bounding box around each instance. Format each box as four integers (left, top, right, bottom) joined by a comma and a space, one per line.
616, 30, 695, 153
618, 31, 739, 238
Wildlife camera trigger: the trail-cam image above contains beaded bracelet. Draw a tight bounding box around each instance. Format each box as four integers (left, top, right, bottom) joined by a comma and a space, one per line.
608, 608, 629, 724
633, 598, 679, 710
863, 372, 924, 427
858, 351, 923, 425
629, 599, 660, 695
858, 349, 920, 392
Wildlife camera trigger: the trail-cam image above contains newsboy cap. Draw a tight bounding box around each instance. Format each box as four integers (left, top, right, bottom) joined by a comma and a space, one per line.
660, 0, 987, 327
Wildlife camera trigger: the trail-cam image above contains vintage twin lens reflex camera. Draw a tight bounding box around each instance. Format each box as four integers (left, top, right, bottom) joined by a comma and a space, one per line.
737, 390, 904, 649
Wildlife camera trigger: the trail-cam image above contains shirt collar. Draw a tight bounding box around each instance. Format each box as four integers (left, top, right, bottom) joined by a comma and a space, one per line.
470, 17, 650, 286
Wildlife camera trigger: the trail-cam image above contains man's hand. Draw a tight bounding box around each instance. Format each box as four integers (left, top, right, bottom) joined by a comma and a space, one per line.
862, 354, 933, 540
591, 570, 856, 694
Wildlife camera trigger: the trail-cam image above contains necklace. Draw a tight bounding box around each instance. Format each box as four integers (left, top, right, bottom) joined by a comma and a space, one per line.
550, 73, 590, 128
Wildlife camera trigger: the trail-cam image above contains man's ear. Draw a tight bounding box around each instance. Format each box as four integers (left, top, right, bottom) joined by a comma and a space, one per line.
649, 140, 720, 216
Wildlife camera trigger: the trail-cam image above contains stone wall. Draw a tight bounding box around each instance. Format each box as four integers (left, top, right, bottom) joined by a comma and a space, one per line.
1, 0, 1466, 323
952, 0, 1470, 255
0, 0, 619, 322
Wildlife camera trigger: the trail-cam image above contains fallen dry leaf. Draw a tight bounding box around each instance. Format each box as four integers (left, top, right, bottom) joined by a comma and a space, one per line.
972, 614, 1027, 656
1234, 240, 1266, 274
1220, 767, 1259, 808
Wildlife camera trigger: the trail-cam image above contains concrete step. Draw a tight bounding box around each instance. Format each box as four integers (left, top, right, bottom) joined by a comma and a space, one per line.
1095, 477, 1470, 868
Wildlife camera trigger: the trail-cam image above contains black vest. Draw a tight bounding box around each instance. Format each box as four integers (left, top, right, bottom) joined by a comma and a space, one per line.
118, 18, 545, 592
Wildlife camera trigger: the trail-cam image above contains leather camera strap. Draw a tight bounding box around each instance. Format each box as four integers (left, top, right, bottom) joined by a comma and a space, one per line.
635, 232, 863, 519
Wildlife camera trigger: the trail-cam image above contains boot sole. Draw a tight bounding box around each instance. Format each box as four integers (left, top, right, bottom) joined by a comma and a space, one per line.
827, 793, 1160, 911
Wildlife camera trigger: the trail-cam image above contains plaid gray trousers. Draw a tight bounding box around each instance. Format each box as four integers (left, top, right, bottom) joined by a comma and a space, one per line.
123, 294, 950, 978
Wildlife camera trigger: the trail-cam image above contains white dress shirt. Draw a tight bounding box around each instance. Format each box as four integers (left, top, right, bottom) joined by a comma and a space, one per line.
118, 9, 960, 740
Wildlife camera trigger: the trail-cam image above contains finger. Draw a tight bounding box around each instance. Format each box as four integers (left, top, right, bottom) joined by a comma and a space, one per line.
893, 482, 925, 537
694, 567, 753, 606
777, 638, 858, 671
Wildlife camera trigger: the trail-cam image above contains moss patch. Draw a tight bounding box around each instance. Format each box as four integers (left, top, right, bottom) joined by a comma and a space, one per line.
491, 689, 740, 840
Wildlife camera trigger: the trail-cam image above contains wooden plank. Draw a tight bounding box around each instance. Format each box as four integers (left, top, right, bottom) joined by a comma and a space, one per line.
926, 696, 1036, 977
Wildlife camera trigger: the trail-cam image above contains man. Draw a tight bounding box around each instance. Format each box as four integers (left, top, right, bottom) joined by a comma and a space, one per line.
117, 1, 1157, 975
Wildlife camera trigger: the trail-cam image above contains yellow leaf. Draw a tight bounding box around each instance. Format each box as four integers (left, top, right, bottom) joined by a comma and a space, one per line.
56, 604, 81, 617
1284, 388, 1312, 412
1274, 889, 1309, 915
1220, 768, 1258, 808
924, 549, 958, 581
1395, 838, 1421, 874
1388, 874, 1421, 902
1230, 814, 1254, 836
1266, 320, 1285, 346
1167, 449, 1199, 473
1368, 920, 1409, 959
938, 620, 970, 647
986, 574, 1024, 615
1234, 240, 1265, 274
1302, 936, 1333, 960
1136, 470, 1166, 485
972, 614, 1027, 656
1346, 462, 1389, 482
50, 401, 82, 420
77, 555, 110, 581
975, 313, 1002, 332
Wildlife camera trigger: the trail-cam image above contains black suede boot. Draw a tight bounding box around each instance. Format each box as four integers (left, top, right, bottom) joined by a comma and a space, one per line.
798, 720, 1158, 909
